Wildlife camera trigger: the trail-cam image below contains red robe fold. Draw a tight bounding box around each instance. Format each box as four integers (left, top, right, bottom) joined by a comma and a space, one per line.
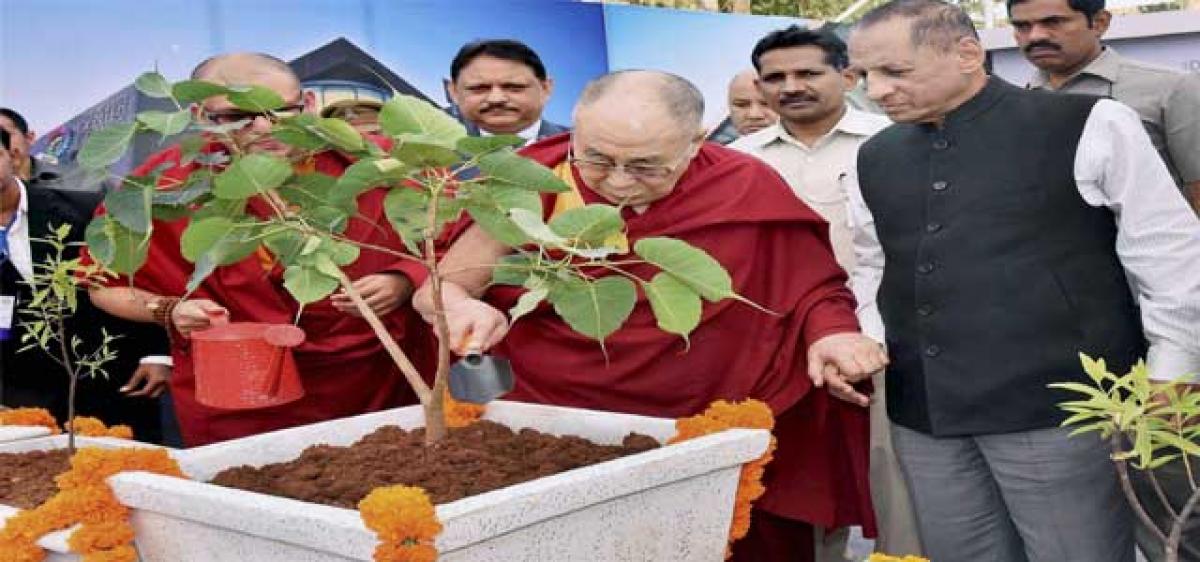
486, 135, 875, 535
85, 144, 436, 446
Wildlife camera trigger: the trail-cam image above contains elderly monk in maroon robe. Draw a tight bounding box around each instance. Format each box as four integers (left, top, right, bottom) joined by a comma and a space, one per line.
413, 70, 887, 562
87, 53, 434, 446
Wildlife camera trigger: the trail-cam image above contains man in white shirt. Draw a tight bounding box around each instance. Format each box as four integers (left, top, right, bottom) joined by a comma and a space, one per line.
0, 126, 170, 441
731, 25, 923, 561
847, 1, 1200, 560
448, 39, 569, 146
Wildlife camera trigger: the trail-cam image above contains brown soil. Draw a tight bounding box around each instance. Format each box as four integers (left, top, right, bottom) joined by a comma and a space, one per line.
0, 449, 70, 509
211, 420, 660, 508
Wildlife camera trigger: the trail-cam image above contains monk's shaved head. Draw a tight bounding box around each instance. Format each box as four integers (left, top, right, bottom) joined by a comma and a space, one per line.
190, 51, 312, 158
729, 69, 758, 92
574, 70, 705, 132
191, 52, 298, 86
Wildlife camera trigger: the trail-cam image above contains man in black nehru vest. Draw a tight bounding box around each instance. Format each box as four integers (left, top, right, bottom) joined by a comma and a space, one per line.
845, 0, 1200, 560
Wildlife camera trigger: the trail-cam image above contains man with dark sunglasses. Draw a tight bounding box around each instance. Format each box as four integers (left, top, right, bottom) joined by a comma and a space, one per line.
86, 52, 435, 446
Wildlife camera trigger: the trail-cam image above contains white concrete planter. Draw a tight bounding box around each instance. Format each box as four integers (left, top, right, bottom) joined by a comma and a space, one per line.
0, 425, 53, 443
110, 400, 770, 562
0, 435, 167, 562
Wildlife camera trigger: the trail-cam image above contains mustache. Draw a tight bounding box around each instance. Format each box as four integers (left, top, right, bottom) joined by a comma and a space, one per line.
779, 93, 819, 104
1024, 40, 1061, 53
479, 102, 518, 113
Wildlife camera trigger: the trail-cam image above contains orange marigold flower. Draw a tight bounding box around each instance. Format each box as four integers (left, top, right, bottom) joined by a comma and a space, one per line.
1, 507, 65, 542
373, 541, 439, 562
68, 521, 136, 552
360, 485, 443, 562
60, 418, 133, 439
56, 448, 183, 491
64, 417, 108, 437
359, 485, 442, 543
105, 425, 134, 440
80, 544, 138, 562
0, 536, 45, 562
443, 395, 485, 429
43, 486, 127, 526
0, 407, 62, 434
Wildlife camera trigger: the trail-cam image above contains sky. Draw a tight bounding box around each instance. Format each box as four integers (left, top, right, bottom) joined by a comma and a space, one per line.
0, 0, 608, 136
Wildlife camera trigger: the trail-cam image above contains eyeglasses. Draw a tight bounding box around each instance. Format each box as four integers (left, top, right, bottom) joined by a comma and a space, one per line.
201, 104, 305, 126
568, 140, 695, 182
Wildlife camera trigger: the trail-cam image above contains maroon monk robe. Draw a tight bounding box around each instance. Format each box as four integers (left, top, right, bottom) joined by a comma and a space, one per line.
84, 144, 437, 446
482, 135, 876, 551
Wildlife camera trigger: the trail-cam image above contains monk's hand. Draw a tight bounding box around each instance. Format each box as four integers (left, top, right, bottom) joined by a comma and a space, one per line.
331, 273, 413, 317
442, 297, 510, 354
807, 332, 889, 407
171, 299, 229, 337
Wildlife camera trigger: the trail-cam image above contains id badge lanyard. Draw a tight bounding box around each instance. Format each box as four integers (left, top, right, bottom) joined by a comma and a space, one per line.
0, 210, 19, 342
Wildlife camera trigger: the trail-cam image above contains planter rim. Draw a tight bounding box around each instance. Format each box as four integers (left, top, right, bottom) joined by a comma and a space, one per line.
108, 401, 770, 559
0, 425, 53, 444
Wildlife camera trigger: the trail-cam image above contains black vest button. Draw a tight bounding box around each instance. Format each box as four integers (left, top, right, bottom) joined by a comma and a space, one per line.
932, 139, 950, 150
926, 222, 942, 233
932, 181, 948, 191
917, 305, 933, 316
917, 262, 936, 274
925, 344, 941, 357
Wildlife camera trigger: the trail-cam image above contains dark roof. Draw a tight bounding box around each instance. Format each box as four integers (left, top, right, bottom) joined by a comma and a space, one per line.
289, 38, 434, 103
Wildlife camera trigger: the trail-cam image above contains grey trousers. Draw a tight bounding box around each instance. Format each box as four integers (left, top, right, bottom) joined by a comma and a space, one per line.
891, 424, 1134, 562
1131, 458, 1200, 562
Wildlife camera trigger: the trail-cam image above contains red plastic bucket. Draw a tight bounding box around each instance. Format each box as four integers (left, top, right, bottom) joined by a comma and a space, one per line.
191, 322, 306, 410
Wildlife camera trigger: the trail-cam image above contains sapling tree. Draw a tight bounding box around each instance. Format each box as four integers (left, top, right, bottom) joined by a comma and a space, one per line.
80, 70, 748, 443
1053, 354, 1200, 562
18, 224, 119, 452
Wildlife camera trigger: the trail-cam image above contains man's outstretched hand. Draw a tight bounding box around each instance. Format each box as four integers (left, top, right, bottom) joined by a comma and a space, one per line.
807, 332, 889, 407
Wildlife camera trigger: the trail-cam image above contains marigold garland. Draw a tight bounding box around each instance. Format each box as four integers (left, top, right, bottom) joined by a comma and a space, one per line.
63, 417, 134, 439
443, 394, 485, 429
0, 447, 184, 562
0, 408, 62, 435
670, 399, 777, 560
868, 554, 930, 562
359, 485, 443, 562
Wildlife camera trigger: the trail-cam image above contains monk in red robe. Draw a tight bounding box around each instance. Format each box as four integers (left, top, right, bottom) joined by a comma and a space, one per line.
414, 70, 887, 562
87, 53, 434, 446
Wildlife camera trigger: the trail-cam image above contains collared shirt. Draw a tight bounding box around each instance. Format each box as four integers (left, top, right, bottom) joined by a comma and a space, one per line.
1030, 47, 1200, 188
481, 119, 543, 147
730, 106, 890, 271
0, 179, 171, 366
849, 99, 1200, 382
1, 178, 33, 283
